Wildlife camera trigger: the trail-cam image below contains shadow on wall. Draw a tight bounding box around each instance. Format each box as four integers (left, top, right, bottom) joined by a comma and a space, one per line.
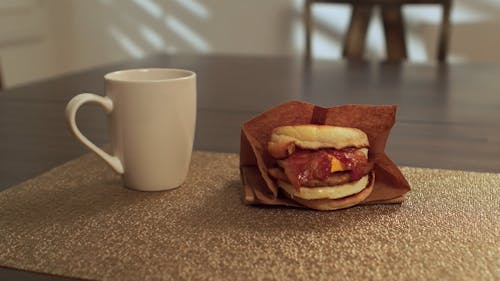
88, 0, 500, 62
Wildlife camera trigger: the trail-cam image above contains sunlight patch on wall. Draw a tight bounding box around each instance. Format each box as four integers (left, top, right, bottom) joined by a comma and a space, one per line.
291, 1, 351, 59
406, 32, 428, 62
165, 15, 210, 52
404, 5, 488, 25
311, 31, 342, 59
139, 24, 166, 50
452, 3, 496, 22
311, 4, 351, 58
404, 6, 443, 24
108, 26, 145, 58
101, 0, 210, 56
131, 0, 163, 19
365, 9, 385, 59
291, 18, 304, 55
313, 4, 351, 34
172, 0, 210, 20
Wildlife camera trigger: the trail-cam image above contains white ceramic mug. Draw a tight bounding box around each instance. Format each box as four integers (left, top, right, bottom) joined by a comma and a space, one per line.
65, 68, 196, 191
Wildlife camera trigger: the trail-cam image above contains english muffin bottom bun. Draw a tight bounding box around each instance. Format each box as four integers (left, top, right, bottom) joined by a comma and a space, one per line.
267, 125, 373, 210
281, 171, 375, 211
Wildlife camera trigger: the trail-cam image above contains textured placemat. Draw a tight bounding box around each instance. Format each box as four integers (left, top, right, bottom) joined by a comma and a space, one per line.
0, 151, 498, 281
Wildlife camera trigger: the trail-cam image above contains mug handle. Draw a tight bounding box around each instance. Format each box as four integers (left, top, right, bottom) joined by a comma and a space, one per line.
65, 93, 124, 174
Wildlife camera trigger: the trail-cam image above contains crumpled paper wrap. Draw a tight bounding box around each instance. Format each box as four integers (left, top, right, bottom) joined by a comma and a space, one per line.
240, 101, 411, 209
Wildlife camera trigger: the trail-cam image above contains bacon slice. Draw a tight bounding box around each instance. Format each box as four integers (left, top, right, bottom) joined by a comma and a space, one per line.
328, 148, 368, 181
278, 150, 331, 191
278, 148, 368, 190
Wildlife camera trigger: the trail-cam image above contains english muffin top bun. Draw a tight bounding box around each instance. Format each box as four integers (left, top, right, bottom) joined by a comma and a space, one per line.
268, 125, 369, 159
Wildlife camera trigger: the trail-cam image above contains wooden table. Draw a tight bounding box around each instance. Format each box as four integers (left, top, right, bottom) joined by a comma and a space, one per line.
1, 54, 499, 280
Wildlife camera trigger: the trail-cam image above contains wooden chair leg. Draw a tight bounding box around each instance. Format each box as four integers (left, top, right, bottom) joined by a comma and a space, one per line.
304, 0, 313, 61
438, 0, 451, 62
381, 4, 407, 62
343, 4, 373, 60
0, 59, 3, 91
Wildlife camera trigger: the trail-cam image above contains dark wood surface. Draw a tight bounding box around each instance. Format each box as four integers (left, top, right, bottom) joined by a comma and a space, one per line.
1, 53, 499, 280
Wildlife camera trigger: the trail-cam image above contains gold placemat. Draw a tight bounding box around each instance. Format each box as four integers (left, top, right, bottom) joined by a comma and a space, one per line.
0, 151, 498, 281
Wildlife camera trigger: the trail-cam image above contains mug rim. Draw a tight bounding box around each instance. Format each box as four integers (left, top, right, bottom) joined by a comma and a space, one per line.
105, 68, 195, 82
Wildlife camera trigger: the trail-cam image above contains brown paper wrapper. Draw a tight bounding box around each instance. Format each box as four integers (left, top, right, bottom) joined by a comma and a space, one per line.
240, 101, 411, 210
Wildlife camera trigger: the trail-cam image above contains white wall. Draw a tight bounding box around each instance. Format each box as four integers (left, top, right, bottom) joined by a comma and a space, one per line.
0, 1, 61, 88
1, 0, 500, 88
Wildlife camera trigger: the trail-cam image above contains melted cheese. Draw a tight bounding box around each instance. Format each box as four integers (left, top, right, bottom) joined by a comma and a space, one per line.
328, 148, 368, 173
330, 157, 345, 173
279, 175, 369, 200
